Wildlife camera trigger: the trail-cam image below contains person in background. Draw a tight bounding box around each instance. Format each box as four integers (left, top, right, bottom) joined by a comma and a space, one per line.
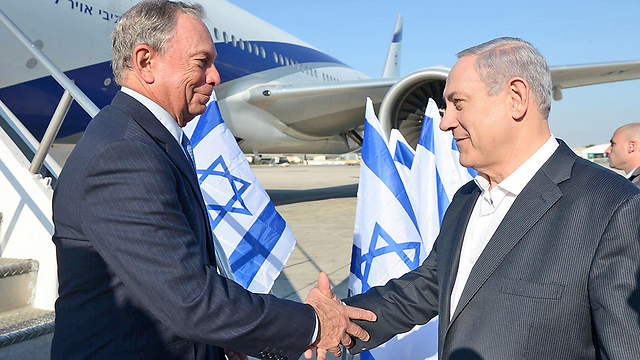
607, 122, 640, 187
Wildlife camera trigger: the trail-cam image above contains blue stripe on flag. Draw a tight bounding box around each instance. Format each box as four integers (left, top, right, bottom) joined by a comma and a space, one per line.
227, 201, 286, 288
191, 100, 225, 148
421, 114, 452, 224
420, 115, 435, 152
362, 120, 420, 233
393, 141, 414, 169
435, 170, 449, 225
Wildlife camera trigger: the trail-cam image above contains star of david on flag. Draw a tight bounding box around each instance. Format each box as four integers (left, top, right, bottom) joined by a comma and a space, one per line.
349, 98, 475, 360
183, 92, 296, 293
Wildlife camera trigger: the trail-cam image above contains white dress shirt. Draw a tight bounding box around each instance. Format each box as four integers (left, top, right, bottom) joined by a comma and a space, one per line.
626, 167, 639, 179
120, 87, 189, 158
449, 136, 559, 319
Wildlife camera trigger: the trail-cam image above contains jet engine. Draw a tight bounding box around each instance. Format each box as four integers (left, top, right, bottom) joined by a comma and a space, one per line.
378, 67, 450, 148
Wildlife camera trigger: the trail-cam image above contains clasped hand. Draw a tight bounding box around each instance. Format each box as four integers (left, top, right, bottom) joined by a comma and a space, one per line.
303, 272, 376, 360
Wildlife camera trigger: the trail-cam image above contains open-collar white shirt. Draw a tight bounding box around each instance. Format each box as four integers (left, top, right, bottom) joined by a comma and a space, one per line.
121, 87, 188, 158
449, 135, 559, 319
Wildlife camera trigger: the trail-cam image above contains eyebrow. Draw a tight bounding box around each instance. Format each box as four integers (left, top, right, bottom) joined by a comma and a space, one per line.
444, 90, 463, 102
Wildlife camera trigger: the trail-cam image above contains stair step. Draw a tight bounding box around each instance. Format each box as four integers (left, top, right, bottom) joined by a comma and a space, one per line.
0, 258, 39, 278
0, 307, 54, 348
0, 258, 39, 313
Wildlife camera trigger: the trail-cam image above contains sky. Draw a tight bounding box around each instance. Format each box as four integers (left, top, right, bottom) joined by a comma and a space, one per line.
228, 0, 640, 148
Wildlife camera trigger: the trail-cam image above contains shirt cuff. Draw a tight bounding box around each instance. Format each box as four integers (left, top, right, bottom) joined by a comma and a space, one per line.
311, 313, 319, 345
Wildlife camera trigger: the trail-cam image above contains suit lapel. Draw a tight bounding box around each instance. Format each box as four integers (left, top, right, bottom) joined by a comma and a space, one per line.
438, 182, 480, 328
446, 140, 575, 331
111, 92, 215, 262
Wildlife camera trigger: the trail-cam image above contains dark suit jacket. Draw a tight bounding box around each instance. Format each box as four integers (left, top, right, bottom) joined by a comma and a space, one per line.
51, 91, 315, 360
346, 141, 640, 359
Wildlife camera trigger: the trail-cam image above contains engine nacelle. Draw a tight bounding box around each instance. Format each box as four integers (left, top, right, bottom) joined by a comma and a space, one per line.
379, 67, 450, 148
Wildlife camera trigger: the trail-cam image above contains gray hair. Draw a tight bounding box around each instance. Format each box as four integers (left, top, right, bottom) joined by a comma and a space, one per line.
111, 0, 205, 84
457, 37, 553, 119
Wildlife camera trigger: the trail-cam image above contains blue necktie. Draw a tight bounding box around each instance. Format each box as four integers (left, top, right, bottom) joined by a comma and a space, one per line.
181, 133, 197, 174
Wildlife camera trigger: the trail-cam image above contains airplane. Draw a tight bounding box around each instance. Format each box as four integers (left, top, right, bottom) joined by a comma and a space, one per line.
1, 0, 640, 156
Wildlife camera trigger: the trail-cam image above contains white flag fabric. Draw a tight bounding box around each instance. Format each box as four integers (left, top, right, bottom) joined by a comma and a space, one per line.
389, 128, 415, 186
349, 98, 476, 360
183, 92, 296, 293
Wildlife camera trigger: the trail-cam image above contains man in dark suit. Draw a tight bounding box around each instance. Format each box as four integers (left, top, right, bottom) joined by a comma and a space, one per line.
343, 37, 640, 359
607, 123, 640, 188
51, 1, 374, 359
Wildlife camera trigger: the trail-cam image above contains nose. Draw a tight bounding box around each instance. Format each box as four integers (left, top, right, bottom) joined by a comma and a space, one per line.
440, 107, 458, 132
605, 145, 612, 155
206, 63, 220, 86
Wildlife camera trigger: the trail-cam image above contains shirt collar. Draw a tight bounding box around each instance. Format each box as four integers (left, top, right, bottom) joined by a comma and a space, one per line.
474, 135, 559, 198
626, 167, 639, 179
121, 86, 184, 145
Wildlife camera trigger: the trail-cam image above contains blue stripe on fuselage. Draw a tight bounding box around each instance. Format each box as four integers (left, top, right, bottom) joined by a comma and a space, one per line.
0, 41, 348, 140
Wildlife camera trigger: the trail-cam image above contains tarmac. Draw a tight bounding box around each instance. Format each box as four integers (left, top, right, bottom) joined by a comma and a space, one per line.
251, 164, 361, 360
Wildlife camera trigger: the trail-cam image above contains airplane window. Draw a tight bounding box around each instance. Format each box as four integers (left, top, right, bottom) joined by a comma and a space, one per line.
255, 45, 260, 56
223, 32, 228, 43
262, 47, 267, 58
284, 57, 289, 66
213, 28, 220, 40
239, 39, 245, 50
314, 69, 318, 78
322, 73, 326, 81
247, 41, 251, 53
232, 35, 236, 47
273, 52, 278, 63
279, 54, 284, 65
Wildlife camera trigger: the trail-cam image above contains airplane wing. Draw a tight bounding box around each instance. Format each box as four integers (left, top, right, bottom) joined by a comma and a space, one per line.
550, 60, 640, 90
246, 78, 398, 104
237, 78, 398, 141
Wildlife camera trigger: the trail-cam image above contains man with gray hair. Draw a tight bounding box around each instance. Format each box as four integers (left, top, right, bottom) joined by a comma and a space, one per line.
607, 123, 640, 187
51, 1, 374, 359
342, 37, 640, 359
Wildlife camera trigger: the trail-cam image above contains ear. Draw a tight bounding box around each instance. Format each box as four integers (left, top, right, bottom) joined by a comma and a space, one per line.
629, 140, 637, 153
131, 44, 156, 84
508, 77, 529, 120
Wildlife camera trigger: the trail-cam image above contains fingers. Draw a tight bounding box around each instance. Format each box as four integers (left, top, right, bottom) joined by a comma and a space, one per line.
341, 333, 354, 349
316, 272, 334, 298
346, 321, 370, 342
304, 347, 314, 359
345, 304, 377, 322
329, 345, 342, 358
316, 348, 329, 360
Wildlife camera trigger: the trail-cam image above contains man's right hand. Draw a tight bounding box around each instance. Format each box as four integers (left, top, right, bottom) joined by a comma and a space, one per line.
303, 272, 376, 360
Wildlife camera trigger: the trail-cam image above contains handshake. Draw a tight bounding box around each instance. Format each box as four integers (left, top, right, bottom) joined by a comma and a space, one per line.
303, 272, 377, 360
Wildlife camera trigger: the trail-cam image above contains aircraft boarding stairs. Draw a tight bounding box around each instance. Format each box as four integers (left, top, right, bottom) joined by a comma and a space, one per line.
0, 7, 99, 358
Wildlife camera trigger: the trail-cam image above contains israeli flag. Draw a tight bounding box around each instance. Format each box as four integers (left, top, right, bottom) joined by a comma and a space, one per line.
408, 98, 476, 251
389, 128, 415, 185
349, 98, 475, 360
183, 92, 296, 293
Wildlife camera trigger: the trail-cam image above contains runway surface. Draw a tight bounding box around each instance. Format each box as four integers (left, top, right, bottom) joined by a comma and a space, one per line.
252, 165, 361, 360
